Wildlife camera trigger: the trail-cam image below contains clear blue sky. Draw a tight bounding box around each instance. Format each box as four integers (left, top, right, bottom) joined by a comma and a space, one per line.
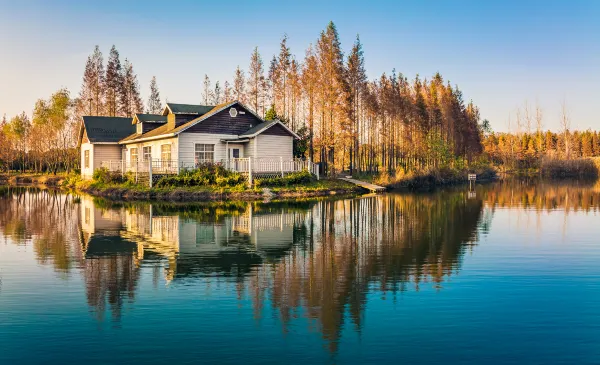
0, 0, 598, 131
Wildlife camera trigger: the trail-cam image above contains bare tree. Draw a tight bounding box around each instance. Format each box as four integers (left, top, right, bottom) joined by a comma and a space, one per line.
560, 100, 571, 159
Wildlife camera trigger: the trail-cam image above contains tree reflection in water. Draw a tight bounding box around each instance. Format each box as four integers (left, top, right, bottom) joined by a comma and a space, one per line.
2, 179, 600, 350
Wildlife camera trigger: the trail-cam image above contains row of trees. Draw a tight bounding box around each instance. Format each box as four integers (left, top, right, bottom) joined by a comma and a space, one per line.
78, 45, 162, 118
0, 45, 163, 173
1, 90, 79, 173
482, 102, 599, 169
485, 130, 600, 168
201, 22, 484, 174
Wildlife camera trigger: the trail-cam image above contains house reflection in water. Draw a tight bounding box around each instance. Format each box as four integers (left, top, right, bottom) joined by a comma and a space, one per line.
79, 197, 302, 288
78, 192, 485, 351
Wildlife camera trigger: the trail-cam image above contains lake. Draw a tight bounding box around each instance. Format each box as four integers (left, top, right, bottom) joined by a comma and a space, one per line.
0, 181, 599, 364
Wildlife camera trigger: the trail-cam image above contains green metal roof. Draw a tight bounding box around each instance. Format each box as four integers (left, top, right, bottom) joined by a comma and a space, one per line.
165, 103, 214, 115
135, 113, 167, 123
239, 121, 277, 137
82, 116, 135, 143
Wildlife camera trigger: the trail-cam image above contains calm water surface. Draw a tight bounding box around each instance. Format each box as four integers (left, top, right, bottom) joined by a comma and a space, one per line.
0, 181, 599, 364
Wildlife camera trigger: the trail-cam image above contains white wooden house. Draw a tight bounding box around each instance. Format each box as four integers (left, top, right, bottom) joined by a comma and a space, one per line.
78, 101, 313, 182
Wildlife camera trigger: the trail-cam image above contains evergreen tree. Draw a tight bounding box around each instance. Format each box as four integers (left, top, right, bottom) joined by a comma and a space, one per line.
277, 34, 291, 119
247, 47, 264, 114
233, 66, 245, 103
302, 44, 319, 161
213, 81, 222, 104
223, 81, 232, 103
202, 74, 212, 105
147, 76, 162, 114
78, 45, 105, 117
315, 21, 349, 173
119, 59, 143, 117
346, 35, 367, 172
105, 45, 122, 116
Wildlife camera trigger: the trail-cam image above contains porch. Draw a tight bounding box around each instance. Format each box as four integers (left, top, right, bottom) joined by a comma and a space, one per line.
100, 157, 320, 187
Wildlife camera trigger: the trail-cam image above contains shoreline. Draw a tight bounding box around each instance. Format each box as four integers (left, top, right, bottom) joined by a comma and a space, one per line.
0, 173, 366, 202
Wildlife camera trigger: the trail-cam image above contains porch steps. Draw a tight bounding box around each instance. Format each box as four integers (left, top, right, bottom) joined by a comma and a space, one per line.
338, 177, 386, 193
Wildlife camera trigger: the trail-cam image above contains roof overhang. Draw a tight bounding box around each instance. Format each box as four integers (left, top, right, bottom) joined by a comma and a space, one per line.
220, 138, 250, 143
240, 120, 300, 139
119, 133, 176, 144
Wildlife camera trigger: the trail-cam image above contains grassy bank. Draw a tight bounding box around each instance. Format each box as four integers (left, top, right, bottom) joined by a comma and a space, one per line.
539, 158, 600, 180
67, 166, 362, 202
0, 173, 69, 186
74, 178, 361, 202
355, 165, 498, 192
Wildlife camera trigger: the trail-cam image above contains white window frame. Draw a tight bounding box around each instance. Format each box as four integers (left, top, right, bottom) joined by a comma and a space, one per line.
142, 146, 152, 162
161, 144, 171, 161
130, 148, 138, 165
194, 144, 215, 165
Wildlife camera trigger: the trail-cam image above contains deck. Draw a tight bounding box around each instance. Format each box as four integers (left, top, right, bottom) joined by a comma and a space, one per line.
338, 177, 386, 193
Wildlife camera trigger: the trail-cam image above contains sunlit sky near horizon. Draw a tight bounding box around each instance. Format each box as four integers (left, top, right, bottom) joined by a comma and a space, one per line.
0, 0, 599, 132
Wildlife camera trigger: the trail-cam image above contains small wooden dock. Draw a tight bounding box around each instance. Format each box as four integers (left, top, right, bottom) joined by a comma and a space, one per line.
338, 177, 386, 193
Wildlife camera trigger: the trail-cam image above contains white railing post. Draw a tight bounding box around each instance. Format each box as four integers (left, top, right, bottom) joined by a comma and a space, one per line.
308, 157, 311, 174
280, 156, 284, 177
248, 157, 253, 188
148, 159, 153, 188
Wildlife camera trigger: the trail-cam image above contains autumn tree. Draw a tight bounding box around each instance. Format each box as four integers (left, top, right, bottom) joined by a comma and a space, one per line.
147, 76, 162, 114
119, 59, 143, 117
78, 46, 105, 117
346, 35, 367, 173
202, 74, 212, 105
247, 47, 265, 115
105, 45, 122, 116
233, 66, 245, 103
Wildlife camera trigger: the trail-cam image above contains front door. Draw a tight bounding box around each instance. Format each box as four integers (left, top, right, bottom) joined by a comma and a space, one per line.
230, 148, 240, 159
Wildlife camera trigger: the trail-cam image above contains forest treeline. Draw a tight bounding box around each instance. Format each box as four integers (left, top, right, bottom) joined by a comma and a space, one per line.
0, 21, 595, 176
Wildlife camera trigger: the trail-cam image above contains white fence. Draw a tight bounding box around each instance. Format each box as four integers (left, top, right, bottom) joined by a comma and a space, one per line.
101, 157, 319, 187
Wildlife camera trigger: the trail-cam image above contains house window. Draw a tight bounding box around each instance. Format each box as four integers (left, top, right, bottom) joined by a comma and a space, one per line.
84, 150, 89, 169
195, 144, 214, 165
161, 144, 171, 161
196, 224, 215, 245
130, 148, 138, 164
136, 123, 143, 134
143, 146, 152, 162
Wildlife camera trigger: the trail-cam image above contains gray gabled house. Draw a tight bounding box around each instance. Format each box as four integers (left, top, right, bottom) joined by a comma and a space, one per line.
79, 100, 300, 179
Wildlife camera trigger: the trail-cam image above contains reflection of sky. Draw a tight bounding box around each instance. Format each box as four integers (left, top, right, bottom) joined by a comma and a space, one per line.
1, 206, 600, 364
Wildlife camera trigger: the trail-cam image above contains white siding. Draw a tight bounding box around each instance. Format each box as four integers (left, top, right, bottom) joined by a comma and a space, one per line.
81, 144, 121, 179
124, 137, 178, 166
255, 135, 293, 160
243, 138, 256, 159
81, 143, 94, 179
93, 145, 122, 171
178, 133, 237, 166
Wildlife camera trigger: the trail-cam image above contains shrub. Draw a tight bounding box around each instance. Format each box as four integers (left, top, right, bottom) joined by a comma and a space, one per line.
155, 162, 245, 188
255, 170, 313, 187
92, 167, 125, 185
540, 158, 599, 179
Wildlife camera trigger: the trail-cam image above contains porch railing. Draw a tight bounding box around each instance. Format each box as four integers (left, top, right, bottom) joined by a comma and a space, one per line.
101, 157, 319, 187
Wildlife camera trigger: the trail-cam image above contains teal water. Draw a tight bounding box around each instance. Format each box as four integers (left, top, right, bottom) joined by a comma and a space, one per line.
0, 181, 599, 364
